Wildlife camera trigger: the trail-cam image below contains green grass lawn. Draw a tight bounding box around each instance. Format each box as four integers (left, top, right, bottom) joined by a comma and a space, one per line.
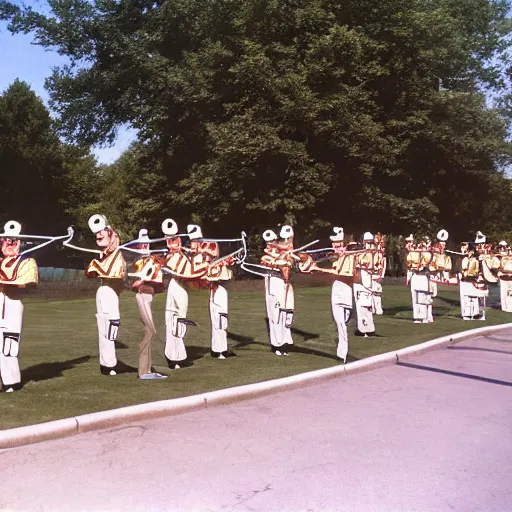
0, 282, 509, 429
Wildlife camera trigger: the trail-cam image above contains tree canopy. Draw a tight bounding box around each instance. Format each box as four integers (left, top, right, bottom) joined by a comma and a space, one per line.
1, 0, 512, 241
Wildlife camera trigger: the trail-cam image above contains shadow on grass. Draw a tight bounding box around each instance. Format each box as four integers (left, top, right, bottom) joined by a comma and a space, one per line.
262, 318, 320, 341
22, 355, 91, 383
186, 345, 213, 362
290, 327, 320, 341
115, 360, 138, 374
289, 345, 346, 362
115, 341, 129, 349
227, 332, 255, 347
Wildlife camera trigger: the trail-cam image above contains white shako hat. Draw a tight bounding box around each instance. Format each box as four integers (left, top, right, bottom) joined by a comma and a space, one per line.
405, 234, 414, 242
330, 227, 344, 242
363, 231, 374, 241
138, 228, 150, 242
280, 225, 294, 239
499, 240, 508, 247
88, 214, 108, 234
1, 220, 22, 237
187, 224, 203, 240
437, 229, 449, 242
162, 218, 178, 236
263, 229, 277, 242
475, 231, 486, 244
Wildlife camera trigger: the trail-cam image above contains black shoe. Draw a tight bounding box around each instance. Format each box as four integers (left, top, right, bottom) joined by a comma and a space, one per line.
100, 365, 117, 376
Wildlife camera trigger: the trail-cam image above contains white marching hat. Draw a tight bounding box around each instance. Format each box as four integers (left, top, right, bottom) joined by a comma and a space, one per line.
280, 225, 294, 239
405, 234, 414, 242
2, 220, 22, 237
138, 228, 150, 243
437, 229, 449, 242
475, 231, 486, 244
330, 226, 344, 242
187, 224, 203, 240
162, 218, 178, 236
263, 229, 277, 242
363, 231, 374, 241
499, 240, 508, 247
88, 214, 108, 234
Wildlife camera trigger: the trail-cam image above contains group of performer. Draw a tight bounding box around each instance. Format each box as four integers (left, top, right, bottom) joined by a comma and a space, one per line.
0, 216, 510, 392
405, 229, 512, 323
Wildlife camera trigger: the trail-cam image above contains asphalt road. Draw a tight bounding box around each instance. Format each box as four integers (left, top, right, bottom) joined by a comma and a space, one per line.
1, 329, 511, 512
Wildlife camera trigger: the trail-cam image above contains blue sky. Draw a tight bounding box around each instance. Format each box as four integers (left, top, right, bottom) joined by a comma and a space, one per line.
0, 20, 135, 164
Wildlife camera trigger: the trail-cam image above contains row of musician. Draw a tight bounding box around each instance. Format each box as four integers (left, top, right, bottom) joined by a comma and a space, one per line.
0, 217, 508, 390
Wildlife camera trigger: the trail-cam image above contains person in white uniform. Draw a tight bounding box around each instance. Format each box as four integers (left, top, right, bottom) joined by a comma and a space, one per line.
328, 227, 353, 362
497, 241, 512, 312
64, 215, 126, 375
406, 236, 434, 323
0, 221, 69, 392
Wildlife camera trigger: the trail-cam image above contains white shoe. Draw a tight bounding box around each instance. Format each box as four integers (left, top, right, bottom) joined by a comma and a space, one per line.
282, 352, 289, 356
5, 387, 14, 393
363, 334, 368, 338
275, 350, 282, 356
414, 320, 422, 324
218, 354, 226, 360
175, 364, 181, 369
109, 370, 117, 376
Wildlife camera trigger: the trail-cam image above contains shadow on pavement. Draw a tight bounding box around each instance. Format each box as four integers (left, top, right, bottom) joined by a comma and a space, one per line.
448, 346, 512, 356
397, 361, 512, 387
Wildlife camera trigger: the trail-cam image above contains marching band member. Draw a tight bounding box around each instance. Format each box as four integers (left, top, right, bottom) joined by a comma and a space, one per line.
459, 231, 496, 320
161, 220, 205, 369
372, 233, 386, 315
328, 227, 353, 362
264, 225, 297, 355
406, 235, 434, 323
429, 230, 454, 287
353, 232, 383, 335
0, 221, 69, 392
121, 228, 168, 380
497, 241, 512, 312
64, 215, 126, 375
203, 232, 246, 359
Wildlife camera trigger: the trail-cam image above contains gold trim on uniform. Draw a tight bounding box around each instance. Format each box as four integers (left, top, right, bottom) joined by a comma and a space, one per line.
0, 257, 38, 286
86, 249, 126, 279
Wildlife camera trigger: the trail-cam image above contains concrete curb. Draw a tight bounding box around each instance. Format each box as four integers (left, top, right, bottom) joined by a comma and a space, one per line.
2, 322, 511, 449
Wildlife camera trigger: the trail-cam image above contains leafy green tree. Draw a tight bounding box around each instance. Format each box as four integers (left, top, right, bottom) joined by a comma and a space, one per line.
2, 0, 511, 240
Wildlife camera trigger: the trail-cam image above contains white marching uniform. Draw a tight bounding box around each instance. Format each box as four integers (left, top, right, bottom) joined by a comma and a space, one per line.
265, 275, 294, 350
0, 255, 38, 390
331, 280, 352, 362
500, 279, 512, 312
210, 284, 228, 355
353, 272, 375, 335
96, 284, 121, 368
164, 278, 189, 363
0, 292, 23, 387
410, 273, 433, 322
460, 280, 488, 320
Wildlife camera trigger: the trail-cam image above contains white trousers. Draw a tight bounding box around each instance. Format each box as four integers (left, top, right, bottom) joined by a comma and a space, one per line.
372, 281, 383, 315
410, 273, 433, 322
500, 279, 512, 312
331, 280, 352, 362
353, 283, 375, 334
460, 281, 487, 319
165, 278, 188, 362
210, 284, 228, 354
265, 276, 294, 348
96, 285, 120, 368
0, 293, 23, 387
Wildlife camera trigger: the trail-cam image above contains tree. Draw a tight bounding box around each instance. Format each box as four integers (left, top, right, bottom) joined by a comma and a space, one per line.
0, 79, 67, 232
2, 0, 511, 239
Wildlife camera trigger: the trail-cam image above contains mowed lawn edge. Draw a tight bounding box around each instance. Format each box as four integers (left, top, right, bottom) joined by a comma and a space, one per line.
1, 283, 509, 430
